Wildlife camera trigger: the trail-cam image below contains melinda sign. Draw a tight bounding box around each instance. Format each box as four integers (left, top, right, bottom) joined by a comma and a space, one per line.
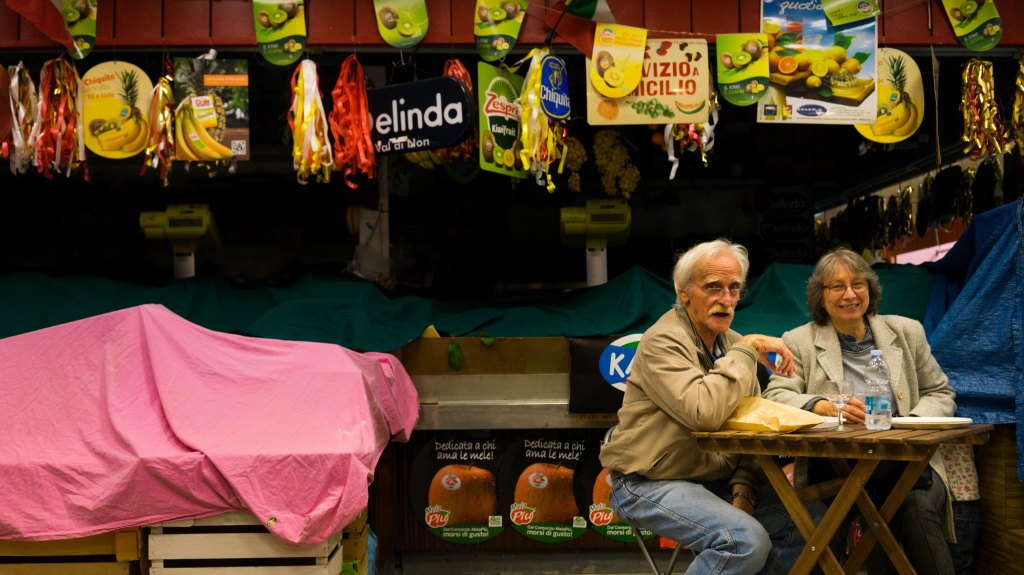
366, 77, 474, 154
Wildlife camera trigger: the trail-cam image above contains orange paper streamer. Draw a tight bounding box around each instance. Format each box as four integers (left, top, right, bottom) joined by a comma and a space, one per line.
329, 54, 375, 189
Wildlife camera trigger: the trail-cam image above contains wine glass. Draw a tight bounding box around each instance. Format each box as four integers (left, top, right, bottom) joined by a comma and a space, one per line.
825, 380, 853, 431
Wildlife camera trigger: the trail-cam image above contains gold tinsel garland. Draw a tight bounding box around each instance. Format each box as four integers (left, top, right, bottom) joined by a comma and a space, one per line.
960, 59, 1010, 159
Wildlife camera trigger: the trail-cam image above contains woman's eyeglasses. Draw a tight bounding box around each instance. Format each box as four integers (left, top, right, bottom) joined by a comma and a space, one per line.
825, 281, 868, 295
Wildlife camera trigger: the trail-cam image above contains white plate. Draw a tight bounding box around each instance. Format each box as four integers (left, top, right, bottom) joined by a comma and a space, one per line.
890, 416, 973, 429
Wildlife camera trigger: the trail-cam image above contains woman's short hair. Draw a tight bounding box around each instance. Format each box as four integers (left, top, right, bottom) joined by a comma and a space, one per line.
672, 239, 749, 309
806, 248, 882, 324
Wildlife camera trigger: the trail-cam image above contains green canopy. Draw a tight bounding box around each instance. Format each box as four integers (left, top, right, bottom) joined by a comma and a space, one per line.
0, 263, 934, 351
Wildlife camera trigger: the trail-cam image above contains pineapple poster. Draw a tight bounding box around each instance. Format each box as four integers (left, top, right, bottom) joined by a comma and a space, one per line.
82, 61, 153, 159
173, 58, 250, 162
757, 0, 877, 124
853, 48, 924, 143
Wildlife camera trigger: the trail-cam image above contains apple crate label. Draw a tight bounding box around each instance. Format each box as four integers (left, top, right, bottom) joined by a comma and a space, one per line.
62, 0, 98, 59
367, 78, 473, 155
716, 34, 770, 107
477, 62, 528, 177
940, 0, 1002, 52
253, 0, 306, 66
474, 0, 529, 62
599, 334, 641, 391
539, 55, 570, 119
510, 457, 588, 542
757, 0, 878, 125
419, 436, 502, 544
589, 464, 654, 542
82, 61, 153, 160
587, 38, 709, 125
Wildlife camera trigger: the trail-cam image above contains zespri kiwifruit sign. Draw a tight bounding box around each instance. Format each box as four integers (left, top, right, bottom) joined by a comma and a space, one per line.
586, 39, 709, 125
409, 432, 504, 543
477, 62, 527, 177
366, 77, 473, 154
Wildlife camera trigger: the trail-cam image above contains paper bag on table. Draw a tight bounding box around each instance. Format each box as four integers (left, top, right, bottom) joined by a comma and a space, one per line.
721, 397, 824, 432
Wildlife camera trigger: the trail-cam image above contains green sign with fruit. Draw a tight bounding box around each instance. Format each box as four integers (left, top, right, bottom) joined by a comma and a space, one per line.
373, 0, 429, 49
586, 39, 709, 125
61, 0, 97, 59
253, 0, 305, 66
716, 34, 769, 107
941, 0, 1002, 51
477, 62, 527, 178
474, 0, 528, 62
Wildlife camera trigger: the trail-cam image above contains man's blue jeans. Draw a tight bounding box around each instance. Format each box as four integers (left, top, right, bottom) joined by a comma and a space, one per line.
611, 473, 805, 575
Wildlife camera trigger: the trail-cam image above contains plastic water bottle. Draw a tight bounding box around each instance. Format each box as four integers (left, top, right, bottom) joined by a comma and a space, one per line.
865, 350, 893, 430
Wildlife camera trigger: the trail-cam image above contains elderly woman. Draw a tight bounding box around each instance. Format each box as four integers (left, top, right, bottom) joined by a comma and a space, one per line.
763, 248, 964, 575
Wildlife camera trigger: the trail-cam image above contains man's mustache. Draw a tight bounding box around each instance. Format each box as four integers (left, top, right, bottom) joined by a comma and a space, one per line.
709, 305, 734, 316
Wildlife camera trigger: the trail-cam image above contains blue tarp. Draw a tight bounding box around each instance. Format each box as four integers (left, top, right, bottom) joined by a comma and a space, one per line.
924, 198, 1023, 478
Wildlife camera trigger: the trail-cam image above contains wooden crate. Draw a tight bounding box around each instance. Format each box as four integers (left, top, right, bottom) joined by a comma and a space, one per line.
0, 529, 139, 575
148, 512, 343, 575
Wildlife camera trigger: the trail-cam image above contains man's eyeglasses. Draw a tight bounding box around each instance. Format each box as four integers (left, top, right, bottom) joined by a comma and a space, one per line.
697, 284, 749, 300
825, 281, 868, 295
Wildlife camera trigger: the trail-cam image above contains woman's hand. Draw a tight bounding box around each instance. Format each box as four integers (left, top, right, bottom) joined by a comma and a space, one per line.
738, 334, 796, 377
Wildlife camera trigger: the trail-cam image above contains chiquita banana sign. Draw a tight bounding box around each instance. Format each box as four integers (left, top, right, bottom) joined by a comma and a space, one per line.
366, 78, 474, 154
82, 61, 153, 159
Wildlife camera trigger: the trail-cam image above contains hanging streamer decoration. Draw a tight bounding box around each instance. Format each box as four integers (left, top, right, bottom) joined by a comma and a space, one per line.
436, 58, 476, 163
513, 47, 567, 193
5, 62, 38, 175
140, 71, 177, 185
1012, 52, 1023, 150
960, 59, 1011, 159
31, 58, 88, 180
329, 54, 375, 189
664, 88, 720, 179
289, 59, 334, 184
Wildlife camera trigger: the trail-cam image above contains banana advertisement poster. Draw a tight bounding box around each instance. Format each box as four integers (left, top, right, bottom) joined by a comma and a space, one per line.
757, 0, 877, 125
586, 39, 709, 125
82, 61, 153, 159
173, 58, 250, 162
853, 48, 924, 143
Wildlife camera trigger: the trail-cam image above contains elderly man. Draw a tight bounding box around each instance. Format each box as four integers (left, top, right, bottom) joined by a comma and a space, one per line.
600, 239, 803, 575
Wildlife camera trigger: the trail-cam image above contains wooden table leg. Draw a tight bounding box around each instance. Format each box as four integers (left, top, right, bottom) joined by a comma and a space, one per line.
836, 454, 934, 575
756, 455, 876, 575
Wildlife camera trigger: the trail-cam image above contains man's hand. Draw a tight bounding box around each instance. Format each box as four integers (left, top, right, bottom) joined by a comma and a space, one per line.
813, 396, 866, 424
738, 334, 796, 377
731, 491, 755, 515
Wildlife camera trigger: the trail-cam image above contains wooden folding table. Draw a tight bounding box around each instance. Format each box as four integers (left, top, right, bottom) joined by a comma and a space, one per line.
692, 424, 991, 575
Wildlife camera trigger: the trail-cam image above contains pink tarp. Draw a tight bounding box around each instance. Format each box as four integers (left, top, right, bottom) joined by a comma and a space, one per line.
0, 304, 419, 544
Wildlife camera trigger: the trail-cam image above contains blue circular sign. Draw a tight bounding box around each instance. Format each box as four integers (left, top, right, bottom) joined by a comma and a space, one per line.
539, 55, 570, 120
599, 334, 642, 391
